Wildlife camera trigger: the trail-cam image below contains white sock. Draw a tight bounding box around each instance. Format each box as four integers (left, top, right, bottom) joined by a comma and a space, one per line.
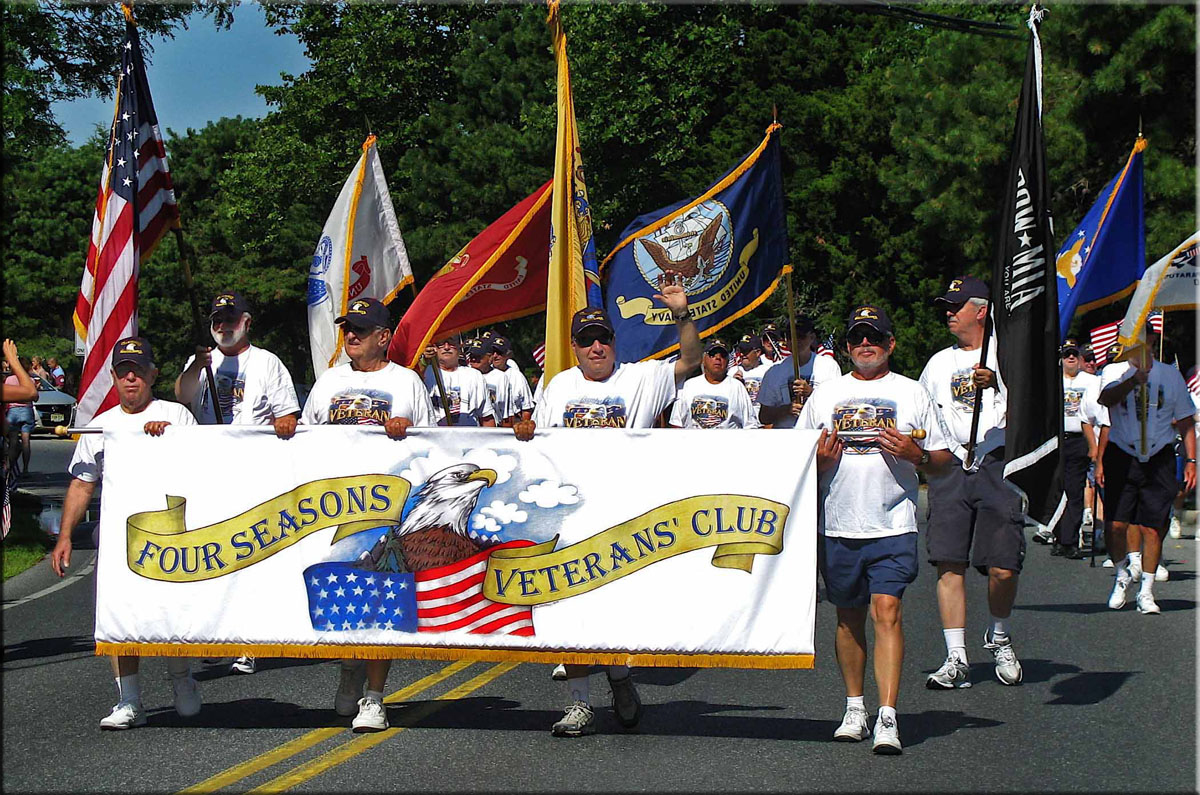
1140, 572, 1155, 597
943, 628, 967, 663
1129, 551, 1143, 569
846, 695, 865, 712
567, 676, 590, 705
116, 674, 141, 705
1115, 560, 1129, 582
607, 664, 630, 680
878, 705, 897, 722
365, 689, 384, 704
989, 616, 1009, 643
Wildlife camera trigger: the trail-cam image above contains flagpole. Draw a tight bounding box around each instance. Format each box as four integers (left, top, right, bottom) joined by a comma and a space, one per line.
410, 282, 454, 426
172, 227, 224, 424
784, 271, 801, 383
964, 306, 993, 468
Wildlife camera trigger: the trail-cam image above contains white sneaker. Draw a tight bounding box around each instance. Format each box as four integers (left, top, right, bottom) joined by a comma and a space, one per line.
925, 655, 971, 689
833, 707, 870, 742
335, 660, 367, 716
551, 663, 568, 681
351, 696, 388, 732
551, 701, 596, 737
1169, 516, 1183, 538
170, 674, 202, 717
1136, 592, 1161, 615
1082, 507, 1094, 526
231, 655, 257, 675
1102, 558, 1114, 568
1108, 576, 1130, 610
982, 630, 1023, 686
1155, 564, 1169, 582
99, 701, 146, 730
1127, 558, 1143, 583
1031, 526, 1054, 544
872, 712, 902, 755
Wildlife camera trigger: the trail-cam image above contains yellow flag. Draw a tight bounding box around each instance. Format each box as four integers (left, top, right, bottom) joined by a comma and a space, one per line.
544, 0, 600, 384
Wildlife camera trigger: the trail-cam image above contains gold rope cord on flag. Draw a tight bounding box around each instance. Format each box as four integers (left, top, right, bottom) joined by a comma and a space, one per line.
328, 135, 376, 368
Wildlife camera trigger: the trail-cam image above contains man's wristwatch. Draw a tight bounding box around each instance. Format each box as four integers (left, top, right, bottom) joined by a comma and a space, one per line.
918, 450, 931, 466
672, 310, 692, 323
1186, 458, 1197, 464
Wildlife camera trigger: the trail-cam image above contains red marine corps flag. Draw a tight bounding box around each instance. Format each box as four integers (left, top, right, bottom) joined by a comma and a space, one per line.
988, 5, 1065, 527
73, 3, 179, 425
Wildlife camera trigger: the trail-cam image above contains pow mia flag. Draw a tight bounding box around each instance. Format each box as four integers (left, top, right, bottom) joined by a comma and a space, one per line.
989, 6, 1065, 527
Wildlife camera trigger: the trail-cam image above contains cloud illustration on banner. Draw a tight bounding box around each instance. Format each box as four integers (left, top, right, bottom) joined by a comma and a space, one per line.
401, 446, 518, 486
519, 480, 580, 509
472, 500, 529, 534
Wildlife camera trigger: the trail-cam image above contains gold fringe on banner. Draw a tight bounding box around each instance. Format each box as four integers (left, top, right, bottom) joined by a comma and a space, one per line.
95, 643, 814, 670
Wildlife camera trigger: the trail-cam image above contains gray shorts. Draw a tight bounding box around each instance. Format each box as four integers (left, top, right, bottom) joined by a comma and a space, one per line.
925, 451, 1026, 574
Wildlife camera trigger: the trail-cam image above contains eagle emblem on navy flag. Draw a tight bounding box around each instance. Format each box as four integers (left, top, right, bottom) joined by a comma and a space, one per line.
634, 200, 733, 294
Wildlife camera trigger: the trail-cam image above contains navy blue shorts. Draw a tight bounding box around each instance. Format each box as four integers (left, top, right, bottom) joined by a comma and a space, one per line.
818, 532, 918, 608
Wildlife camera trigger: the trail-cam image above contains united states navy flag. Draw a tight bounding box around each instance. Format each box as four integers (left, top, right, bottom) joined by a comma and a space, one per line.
1054, 137, 1146, 341
600, 124, 790, 363
990, 7, 1065, 528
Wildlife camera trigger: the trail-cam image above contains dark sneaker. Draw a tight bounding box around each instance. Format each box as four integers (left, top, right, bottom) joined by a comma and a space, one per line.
607, 672, 643, 729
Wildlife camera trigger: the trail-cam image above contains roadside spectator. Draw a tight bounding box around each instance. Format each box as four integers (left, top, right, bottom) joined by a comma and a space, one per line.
4, 355, 37, 474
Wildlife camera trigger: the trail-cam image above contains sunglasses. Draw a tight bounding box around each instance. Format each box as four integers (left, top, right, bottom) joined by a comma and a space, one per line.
846, 326, 888, 346
343, 324, 380, 338
574, 331, 614, 348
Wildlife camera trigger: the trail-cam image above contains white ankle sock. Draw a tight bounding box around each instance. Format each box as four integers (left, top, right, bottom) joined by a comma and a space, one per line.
365, 689, 384, 703
1140, 573, 1155, 596
990, 616, 1009, 642
878, 705, 897, 722
117, 674, 140, 704
1129, 551, 1143, 569
846, 695, 865, 712
943, 628, 967, 662
1115, 560, 1129, 581
567, 676, 590, 704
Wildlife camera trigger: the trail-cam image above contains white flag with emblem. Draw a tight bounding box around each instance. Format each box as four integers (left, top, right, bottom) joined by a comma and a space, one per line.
307, 135, 413, 377
1113, 231, 1199, 362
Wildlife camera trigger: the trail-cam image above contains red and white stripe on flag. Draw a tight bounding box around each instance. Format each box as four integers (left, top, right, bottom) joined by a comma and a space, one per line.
414, 540, 534, 636
1187, 368, 1200, 398
532, 342, 546, 369
1088, 320, 1121, 366
73, 18, 178, 426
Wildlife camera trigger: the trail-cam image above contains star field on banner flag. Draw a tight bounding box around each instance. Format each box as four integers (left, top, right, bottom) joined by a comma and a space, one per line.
73, 5, 179, 426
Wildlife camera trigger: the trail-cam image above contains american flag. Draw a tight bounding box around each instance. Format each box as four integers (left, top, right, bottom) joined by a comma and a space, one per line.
816, 332, 836, 359
1089, 312, 1163, 367
303, 538, 535, 637
72, 8, 179, 425
532, 342, 546, 369
1187, 366, 1199, 399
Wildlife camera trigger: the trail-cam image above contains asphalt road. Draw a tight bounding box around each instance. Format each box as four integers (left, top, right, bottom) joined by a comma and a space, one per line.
3, 491, 1196, 794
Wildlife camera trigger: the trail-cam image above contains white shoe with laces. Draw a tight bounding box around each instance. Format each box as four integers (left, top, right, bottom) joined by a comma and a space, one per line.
982, 630, 1023, 686
1155, 564, 1169, 582
925, 655, 972, 689
1169, 516, 1183, 538
99, 701, 146, 730
1108, 576, 1130, 610
231, 655, 257, 675
872, 712, 902, 755
551, 701, 596, 737
833, 707, 870, 742
351, 697, 388, 732
1136, 592, 1161, 615
1127, 558, 1143, 583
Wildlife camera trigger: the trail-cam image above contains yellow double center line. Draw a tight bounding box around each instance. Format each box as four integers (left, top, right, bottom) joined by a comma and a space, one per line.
180, 660, 518, 794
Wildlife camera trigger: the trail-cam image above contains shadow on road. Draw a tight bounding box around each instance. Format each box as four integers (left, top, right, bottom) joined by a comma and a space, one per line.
191, 657, 326, 682
903, 709, 1004, 747
1017, 599, 1195, 614
146, 699, 348, 729
1045, 671, 1137, 706
3, 634, 95, 664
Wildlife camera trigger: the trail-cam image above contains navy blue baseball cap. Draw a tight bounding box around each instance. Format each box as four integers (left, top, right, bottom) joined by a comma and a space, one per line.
932, 275, 989, 306
210, 291, 250, 319
491, 335, 512, 355
705, 337, 730, 356
571, 308, 614, 339
111, 336, 155, 370
845, 305, 893, 336
335, 298, 390, 330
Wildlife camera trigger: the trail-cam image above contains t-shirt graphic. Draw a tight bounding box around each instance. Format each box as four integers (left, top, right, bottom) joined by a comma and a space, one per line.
744, 378, 763, 404
563, 398, 628, 428
690, 396, 730, 429
328, 389, 393, 425
950, 368, 976, 413
487, 383, 498, 406
832, 398, 898, 454
432, 387, 462, 415
1064, 387, 1085, 418
214, 372, 245, 420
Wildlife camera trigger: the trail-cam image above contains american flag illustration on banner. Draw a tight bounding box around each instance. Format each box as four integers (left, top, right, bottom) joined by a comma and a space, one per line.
72, 5, 179, 425
303, 539, 535, 636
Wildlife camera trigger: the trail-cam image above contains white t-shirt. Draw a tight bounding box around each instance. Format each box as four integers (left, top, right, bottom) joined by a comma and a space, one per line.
920, 343, 1007, 465
501, 360, 535, 416
483, 367, 514, 423
183, 344, 299, 425
728, 360, 773, 407
1099, 360, 1193, 461
302, 362, 436, 427
423, 365, 495, 426
68, 399, 197, 483
757, 353, 844, 429
533, 359, 676, 429
799, 371, 947, 539
1063, 370, 1106, 434
669, 374, 762, 429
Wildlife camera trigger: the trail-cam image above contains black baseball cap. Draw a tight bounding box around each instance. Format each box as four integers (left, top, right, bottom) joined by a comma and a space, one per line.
760, 323, 780, 341
932, 275, 989, 306
793, 314, 816, 335
571, 307, 615, 339
491, 335, 512, 355
111, 336, 155, 370
335, 297, 390, 330
210, 291, 250, 318
463, 338, 487, 358
736, 333, 762, 354
1061, 338, 1082, 356
845, 305, 893, 336
1081, 345, 1096, 362
705, 337, 730, 355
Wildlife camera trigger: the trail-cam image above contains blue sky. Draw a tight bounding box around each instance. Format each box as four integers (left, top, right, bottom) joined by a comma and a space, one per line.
53, 2, 310, 145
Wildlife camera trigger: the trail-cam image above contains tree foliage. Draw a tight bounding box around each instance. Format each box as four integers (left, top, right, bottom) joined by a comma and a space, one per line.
4, 2, 1194, 394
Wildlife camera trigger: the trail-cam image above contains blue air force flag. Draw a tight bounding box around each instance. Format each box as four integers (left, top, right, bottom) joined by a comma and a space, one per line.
1054, 138, 1146, 340
599, 124, 790, 363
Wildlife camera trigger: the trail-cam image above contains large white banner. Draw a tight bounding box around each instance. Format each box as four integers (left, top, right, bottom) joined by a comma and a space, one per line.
307, 135, 413, 378
94, 427, 817, 669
